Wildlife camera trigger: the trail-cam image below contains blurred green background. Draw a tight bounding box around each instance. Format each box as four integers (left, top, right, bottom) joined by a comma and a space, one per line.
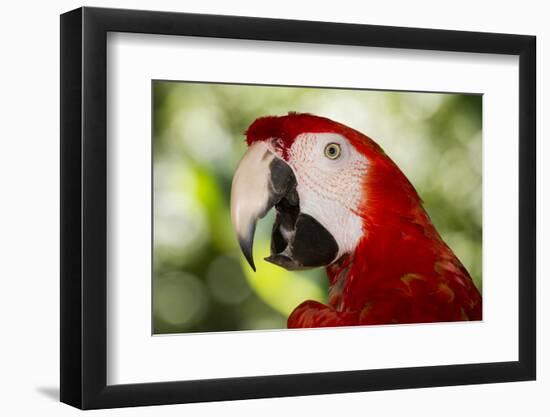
153, 81, 482, 334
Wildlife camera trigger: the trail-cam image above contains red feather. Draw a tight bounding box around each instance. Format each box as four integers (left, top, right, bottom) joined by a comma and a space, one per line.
247, 113, 482, 328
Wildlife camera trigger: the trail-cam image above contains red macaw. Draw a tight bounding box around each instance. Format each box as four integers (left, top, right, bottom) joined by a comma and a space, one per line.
230, 113, 482, 328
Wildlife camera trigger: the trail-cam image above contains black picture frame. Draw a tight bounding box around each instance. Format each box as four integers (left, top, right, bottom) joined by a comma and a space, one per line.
60, 6, 536, 410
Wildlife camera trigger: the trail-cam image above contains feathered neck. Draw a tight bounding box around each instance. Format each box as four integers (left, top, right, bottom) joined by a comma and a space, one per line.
326, 155, 452, 312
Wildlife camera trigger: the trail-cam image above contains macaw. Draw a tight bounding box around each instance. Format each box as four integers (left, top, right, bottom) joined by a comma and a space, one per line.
230, 113, 482, 328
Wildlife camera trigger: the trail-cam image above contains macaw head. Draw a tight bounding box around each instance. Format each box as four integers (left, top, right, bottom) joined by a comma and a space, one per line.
230, 113, 420, 272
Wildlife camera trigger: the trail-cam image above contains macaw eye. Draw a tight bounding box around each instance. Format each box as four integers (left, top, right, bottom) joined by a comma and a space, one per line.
324, 143, 341, 160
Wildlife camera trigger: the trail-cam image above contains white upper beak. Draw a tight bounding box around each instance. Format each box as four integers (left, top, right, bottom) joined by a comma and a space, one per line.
230, 142, 278, 271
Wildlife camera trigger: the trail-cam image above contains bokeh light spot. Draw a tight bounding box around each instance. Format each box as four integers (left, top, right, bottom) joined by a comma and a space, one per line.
154, 272, 208, 327
241, 239, 326, 317
207, 255, 251, 305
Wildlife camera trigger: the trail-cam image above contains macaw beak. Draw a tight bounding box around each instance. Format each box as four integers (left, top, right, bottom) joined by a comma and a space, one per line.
230, 142, 338, 271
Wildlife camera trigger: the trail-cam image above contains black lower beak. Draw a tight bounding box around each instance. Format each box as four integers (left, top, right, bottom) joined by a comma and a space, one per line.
266, 195, 339, 270
265, 161, 339, 270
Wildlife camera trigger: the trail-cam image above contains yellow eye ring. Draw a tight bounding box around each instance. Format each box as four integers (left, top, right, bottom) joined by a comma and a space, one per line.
324, 143, 342, 160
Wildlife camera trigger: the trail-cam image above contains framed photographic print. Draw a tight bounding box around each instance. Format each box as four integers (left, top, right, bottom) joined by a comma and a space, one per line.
60, 6, 536, 409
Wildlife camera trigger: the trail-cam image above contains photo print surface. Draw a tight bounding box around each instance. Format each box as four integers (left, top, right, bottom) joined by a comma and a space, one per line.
152, 81, 482, 334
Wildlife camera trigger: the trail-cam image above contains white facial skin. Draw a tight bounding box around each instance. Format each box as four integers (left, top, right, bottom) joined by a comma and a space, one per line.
269, 132, 369, 262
